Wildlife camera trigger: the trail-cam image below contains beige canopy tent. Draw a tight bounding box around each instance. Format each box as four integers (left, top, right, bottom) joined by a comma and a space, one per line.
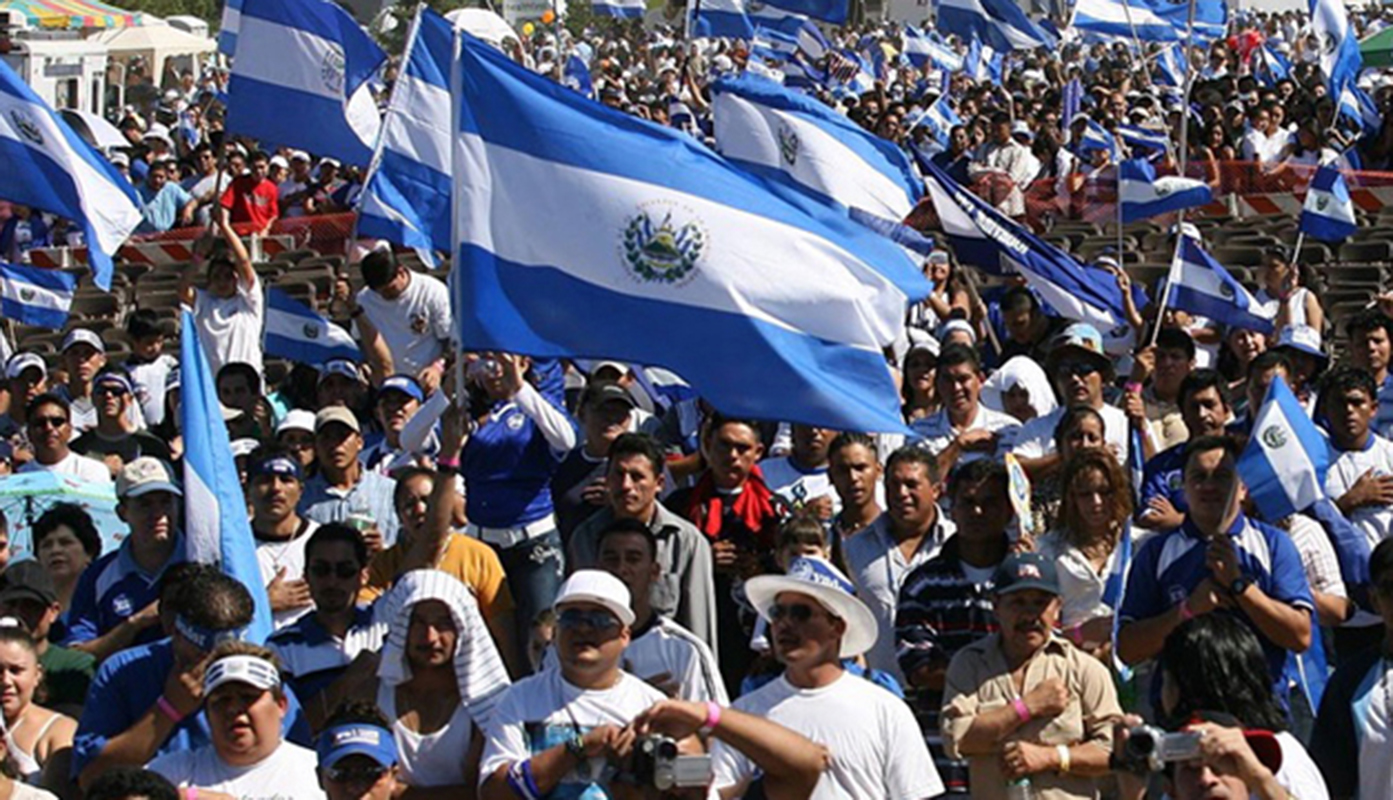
89, 20, 214, 86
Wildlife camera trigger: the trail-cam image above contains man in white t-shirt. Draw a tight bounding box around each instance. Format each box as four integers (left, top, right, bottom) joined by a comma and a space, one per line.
760, 424, 839, 522
181, 214, 265, 378
479, 570, 669, 799
718, 557, 945, 800
18, 394, 112, 483
1011, 323, 1141, 476
911, 343, 1021, 476
147, 644, 325, 800
355, 250, 452, 385
594, 518, 727, 704
1324, 366, 1393, 552
249, 446, 319, 629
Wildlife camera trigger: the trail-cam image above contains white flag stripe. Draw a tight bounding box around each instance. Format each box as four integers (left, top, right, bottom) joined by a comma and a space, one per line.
231, 18, 351, 104
455, 133, 905, 349
712, 92, 916, 219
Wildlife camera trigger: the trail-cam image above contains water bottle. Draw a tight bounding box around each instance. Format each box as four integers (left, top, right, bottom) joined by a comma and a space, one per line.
1005, 778, 1035, 800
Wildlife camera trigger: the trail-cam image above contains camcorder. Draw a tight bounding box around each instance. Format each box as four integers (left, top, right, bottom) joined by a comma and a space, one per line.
1113, 725, 1204, 774
630, 734, 713, 791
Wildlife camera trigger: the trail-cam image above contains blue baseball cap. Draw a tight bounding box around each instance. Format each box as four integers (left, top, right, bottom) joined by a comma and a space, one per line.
317, 723, 399, 769
378, 374, 424, 403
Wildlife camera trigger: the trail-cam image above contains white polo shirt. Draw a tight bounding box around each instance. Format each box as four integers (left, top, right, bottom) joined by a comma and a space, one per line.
357, 272, 453, 376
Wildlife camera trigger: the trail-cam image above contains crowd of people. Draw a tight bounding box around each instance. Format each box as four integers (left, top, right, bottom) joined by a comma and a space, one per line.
4, 1, 1393, 800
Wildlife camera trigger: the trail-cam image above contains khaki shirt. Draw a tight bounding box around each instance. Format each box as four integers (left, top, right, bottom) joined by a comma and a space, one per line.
942, 633, 1122, 800
1143, 387, 1188, 452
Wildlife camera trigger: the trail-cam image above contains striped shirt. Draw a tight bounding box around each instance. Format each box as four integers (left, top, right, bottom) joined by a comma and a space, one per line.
893, 537, 1002, 795
268, 606, 384, 702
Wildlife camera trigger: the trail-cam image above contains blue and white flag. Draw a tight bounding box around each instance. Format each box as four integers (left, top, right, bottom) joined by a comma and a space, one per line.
922, 159, 1138, 352
1079, 118, 1119, 156
753, 27, 799, 61
0, 61, 141, 292
1154, 43, 1186, 88
691, 0, 756, 39
1073, 0, 1226, 42
179, 309, 273, 645
563, 55, 594, 98
757, 0, 848, 25
1254, 44, 1291, 86
780, 56, 825, 91
1338, 84, 1381, 135
1116, 123, 1170, 155
450, 32, 924, 434
1300, 164, 1358, 242
593, 0, 645, 17
904, 26, 963, 71
1311, 0, 1361, 98
937, 0, 1054, 52
918, 94, 963, 150
964, 35, 1004, 82
1237, 374, 1330, 522
711, 73, 922, 220
1119, 158, 1212, 222
226, 0, 387, 165
264, 287, 362, 364
0, 262, 75, 330
847, 207, 937, 257
1062, 77, 1083, 129
1162, 234, 1275, 334
357, 7, 452, 263
218, 0, 243, 55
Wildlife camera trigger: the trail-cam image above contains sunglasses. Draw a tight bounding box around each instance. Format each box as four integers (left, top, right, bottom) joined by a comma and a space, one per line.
1056, 362, 1101, 378
768, 603, 820, 623
95, 386, 130, 397
28, 416, 67, 429
557, 608, 621, 631
308, 562, 360, 579
324, 765, 388, 784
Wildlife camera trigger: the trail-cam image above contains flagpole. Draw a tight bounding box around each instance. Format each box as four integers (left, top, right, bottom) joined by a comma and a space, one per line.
1146, 0, 1197, 349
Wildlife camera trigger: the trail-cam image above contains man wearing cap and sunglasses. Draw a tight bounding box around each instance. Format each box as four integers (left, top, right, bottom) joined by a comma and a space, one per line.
942, 552, 1122, 799
73, 370, 171, 470
147, 642, 323, 800
315, 701, 401, 800
715, 557, 943, 799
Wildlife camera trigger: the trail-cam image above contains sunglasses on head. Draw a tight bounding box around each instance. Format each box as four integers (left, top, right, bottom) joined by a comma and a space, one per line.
28, 416, 67, 429
324, 764, 388, 784
768, 603, 821, 623
557, 608, 621, 631
308, 562, 359, 579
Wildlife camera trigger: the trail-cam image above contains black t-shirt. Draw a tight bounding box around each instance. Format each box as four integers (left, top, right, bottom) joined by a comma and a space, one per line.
551, 448, 607, 547
71, 430, 171, 465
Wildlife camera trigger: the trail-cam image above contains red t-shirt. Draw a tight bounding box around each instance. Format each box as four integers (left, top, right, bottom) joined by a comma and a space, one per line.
220, 176, 280, 230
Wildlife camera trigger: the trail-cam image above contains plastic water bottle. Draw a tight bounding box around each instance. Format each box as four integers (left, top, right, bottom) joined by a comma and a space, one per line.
1005, 778, 1035, 800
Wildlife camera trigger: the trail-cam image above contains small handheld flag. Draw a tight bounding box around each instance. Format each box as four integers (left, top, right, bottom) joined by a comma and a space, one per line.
0, 262, 75, 330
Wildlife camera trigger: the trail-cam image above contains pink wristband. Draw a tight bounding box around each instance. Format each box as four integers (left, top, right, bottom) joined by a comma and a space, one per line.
184, 787, 199, 800
437, 456, 461, 470
1012, 698, 1031, 723
157, 695, 184, 724
1178, 599, 1195, 622
699, 701, 722, 737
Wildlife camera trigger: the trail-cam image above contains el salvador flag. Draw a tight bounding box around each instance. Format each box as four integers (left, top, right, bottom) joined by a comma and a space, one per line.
757, 0, 848, 24
264, 287, 362, 364
563, 55, 594, 99
920, 94, 963, 150
1072, 0, 1183, 42
179, 309, 273, 645
1062, 78, 1083, 129
1162, 234, 1276, 334
218, 0, 243, 55
357, 7, 453, 264
904, 26, 962, 71
0, 262, 75, 330
226, 0, 387, 165
1116, 123, 1170, 155
922, 159, 1138, 353
1311, 0, 1361, 97
710, 73, 922, 221
1079, 118, 1118, 157
1300, 164, 1358, 242
1119, 158, 1212, 222
0, 61, 141, 292
1237, 375, 1329, 522
1154, 43, 1186, 88
592, 0, 644, 17
937, 0, 1054, 52
692, 0, 756, 40
449, 31, 922, 434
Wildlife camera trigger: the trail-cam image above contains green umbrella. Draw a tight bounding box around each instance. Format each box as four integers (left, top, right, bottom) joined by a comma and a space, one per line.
1361, 27, 1393, 69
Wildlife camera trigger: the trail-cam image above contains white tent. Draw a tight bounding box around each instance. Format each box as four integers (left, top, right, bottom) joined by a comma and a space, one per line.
90, 20, 215, 83
445, 8, 521, 49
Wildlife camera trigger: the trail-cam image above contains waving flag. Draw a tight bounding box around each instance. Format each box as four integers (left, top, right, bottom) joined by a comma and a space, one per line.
711, 73, 922, 221
1062, 78, 1083, 129
450, 32, 922, 434
1338, 84, 1381, 135
0, 61, 141, 292
179, 309, 273, 645
592, 0, 644, 17
1254, 44, 1291, 87
1310, 0, 1361, 98
1237, 375, 1329, 522
964, 35, 1004, 82
227, 0, 387, 165
1162, 234, 1275, 334
1119, 159, 1211, 222
218, 0, 243, 54
1116, 123, 1170, 155
563, 55, 594, 99
1073, 0, 1225, 42
904, 26, 963, 71
356, 7, 452, 263
1154, 43, 1186, 88
1300, 164, 1358, 242
1079, 118, 1119, 157
918, 94, 963, 150
264, 288, 362, 365
692, 0, 756, 39
922, 159, 1137, 352
0, 262, 75, 330
937, 0, 1054, 51
757, 0, 847, 24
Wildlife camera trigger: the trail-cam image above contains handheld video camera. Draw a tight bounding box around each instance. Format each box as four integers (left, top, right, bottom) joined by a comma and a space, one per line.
1113, 725, 1204, 774
630, 734, 713, 791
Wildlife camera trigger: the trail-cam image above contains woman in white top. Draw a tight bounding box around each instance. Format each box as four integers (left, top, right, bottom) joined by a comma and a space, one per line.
1157, 614, 1330, 800
0, 628, 75, 795
1256, 245, 1324, 336
1036, 448, 1135, 663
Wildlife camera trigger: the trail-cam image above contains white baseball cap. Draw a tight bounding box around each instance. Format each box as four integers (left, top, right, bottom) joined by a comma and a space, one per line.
61, 329, 105, 354
275, 409, 316, 437
554, 570, 635, 627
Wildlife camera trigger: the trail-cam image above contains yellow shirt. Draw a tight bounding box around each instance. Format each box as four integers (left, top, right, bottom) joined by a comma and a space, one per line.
361, 533, 514, 622
942, 633, 1121, 800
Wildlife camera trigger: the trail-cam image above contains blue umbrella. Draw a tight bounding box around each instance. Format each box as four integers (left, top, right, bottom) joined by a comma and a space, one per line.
0, 472, 126, 560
